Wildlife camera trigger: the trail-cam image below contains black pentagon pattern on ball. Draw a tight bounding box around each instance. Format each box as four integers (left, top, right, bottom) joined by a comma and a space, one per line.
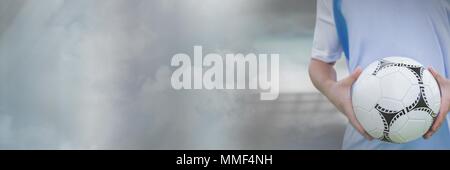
371, 59, 437, 143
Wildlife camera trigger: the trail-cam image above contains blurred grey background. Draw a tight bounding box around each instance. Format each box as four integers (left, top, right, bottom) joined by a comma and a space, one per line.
0, 0, 349, 149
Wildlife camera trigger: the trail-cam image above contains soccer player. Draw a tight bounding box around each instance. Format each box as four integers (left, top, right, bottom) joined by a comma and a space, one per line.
309, 0, 450, 149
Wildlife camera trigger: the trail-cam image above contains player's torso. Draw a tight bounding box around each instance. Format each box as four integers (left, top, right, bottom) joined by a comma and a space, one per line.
339, 0, 450, 74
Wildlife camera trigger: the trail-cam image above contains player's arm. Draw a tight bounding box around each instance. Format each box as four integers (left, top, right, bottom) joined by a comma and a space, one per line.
308, 58, 373, 140
424, 67, 450, 139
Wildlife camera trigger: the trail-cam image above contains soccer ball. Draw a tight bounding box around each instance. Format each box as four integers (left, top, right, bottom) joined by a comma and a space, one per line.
352, 56, 440, 143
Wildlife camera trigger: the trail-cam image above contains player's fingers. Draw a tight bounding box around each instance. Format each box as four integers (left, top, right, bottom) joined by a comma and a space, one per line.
343, 102, 373, 140
349, 116, 373, 140
345, 67, 362, 84
424, 101, 449, 139
433, 103, 449, 132
428, 67, 444, 83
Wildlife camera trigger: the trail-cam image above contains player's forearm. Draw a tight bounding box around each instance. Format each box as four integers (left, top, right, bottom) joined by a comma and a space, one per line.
308, 58, 337, 96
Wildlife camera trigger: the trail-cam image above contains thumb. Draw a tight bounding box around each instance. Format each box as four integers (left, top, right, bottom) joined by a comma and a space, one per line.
344, 67, 363, 84
428, 67, 444, 82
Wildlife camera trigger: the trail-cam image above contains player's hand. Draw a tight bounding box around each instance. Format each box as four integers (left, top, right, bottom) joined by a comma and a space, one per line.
424, 67, 450, 139
324, 67, 373, 140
